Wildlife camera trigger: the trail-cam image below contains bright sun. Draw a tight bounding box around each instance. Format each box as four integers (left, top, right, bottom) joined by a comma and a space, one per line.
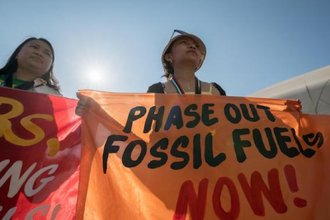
89, 69, 102, 83
80, 58, 114, 90
85, 64, 105, 85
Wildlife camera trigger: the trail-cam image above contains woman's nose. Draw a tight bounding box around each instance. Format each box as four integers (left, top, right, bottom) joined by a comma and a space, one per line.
34, 50, 43, 57
189, 44, 197, 50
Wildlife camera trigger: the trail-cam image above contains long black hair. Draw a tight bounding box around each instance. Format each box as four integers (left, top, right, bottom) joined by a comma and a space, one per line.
0, 37, 60, 91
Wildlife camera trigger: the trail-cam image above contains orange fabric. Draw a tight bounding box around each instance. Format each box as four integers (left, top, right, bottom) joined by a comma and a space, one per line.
77, 90, 330, 220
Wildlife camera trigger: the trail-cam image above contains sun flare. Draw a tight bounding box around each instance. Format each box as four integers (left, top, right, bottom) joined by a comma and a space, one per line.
85, 63, 105, 85
80, 58, 116, 91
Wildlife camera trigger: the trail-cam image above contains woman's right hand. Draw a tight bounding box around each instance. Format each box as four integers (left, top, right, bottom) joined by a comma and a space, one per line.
75, 92, 86, 116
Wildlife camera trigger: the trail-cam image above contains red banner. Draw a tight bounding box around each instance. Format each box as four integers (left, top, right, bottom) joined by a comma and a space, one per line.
0, 87, 81, 220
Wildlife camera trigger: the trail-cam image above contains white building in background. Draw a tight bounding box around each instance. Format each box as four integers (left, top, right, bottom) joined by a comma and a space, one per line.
249, 65, 330, 115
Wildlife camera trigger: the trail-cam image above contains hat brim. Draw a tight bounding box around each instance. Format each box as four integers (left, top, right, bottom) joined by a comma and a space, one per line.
161, 34, 206, 72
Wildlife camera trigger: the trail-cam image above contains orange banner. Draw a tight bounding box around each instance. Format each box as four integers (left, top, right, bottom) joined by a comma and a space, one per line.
77, 90, 330, 220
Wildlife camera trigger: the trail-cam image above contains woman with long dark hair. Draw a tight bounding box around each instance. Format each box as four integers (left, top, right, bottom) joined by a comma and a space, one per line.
0, 37, 61, 95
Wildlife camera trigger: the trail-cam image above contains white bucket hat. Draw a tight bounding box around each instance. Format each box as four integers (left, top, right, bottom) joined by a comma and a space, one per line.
161, 30, 207, 72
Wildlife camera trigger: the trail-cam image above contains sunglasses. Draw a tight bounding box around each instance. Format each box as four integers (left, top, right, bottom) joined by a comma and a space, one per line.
169, 29, 189, 41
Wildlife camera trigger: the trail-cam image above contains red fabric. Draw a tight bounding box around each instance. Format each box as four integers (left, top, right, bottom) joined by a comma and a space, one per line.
0, 87, 81, 220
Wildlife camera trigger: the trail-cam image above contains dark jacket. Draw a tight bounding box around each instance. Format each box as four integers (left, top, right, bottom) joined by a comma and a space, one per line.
147, 82, 226, 95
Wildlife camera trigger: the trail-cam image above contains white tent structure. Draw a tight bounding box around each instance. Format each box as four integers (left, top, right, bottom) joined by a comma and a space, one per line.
249, 65, 330, 115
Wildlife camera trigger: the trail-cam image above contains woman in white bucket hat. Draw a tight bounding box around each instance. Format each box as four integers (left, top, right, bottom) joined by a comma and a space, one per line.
147, 29, 226, 95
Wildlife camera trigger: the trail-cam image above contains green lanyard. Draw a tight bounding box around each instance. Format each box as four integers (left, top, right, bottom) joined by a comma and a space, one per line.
170, 76, 201, 94
0, 74, 34, 90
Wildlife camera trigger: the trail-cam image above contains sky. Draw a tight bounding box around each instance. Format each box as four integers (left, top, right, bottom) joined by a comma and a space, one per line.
0, 0, 329, 99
